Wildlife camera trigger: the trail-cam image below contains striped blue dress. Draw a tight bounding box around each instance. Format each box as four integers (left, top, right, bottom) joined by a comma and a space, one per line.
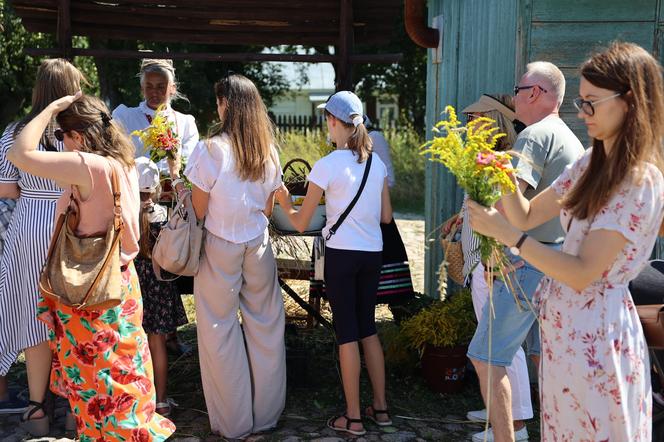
0, 124, 63, 375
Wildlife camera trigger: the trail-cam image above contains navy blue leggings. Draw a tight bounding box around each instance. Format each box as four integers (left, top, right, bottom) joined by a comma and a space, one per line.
324, 247, 382, 345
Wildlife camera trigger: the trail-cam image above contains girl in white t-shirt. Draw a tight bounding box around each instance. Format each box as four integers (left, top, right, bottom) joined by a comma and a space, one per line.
276, 91, 393, 437
184, 74, 285, 440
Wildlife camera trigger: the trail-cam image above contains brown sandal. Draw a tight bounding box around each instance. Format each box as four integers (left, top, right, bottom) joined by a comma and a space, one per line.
365, 405, 393, 426
327, 414, 366, 436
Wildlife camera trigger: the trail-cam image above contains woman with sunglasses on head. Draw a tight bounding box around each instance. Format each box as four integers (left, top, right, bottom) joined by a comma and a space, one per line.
467, 42, 664, 441
7, 92, 175, 441
0, 59, 85, 436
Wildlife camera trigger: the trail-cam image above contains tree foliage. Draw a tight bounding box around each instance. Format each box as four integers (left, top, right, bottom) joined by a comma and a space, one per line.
352, 9, 427, 134
0, 3, 292, 132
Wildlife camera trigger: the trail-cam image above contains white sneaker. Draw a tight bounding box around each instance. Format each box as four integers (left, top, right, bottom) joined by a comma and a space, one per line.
466, 409, 488, 423
471, 426, 529, 442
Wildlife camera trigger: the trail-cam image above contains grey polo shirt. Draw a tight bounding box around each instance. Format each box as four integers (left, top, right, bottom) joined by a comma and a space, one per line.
512, 115, 585, 243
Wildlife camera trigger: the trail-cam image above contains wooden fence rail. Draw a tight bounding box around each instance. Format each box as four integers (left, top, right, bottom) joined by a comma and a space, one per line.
273, 114, 325, 132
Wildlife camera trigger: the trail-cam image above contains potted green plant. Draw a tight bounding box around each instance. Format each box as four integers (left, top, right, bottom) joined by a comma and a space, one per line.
400, 289, 477, 393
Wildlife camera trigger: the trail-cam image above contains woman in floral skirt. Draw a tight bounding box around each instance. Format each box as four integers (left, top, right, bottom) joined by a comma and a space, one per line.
8, 92, 174, 441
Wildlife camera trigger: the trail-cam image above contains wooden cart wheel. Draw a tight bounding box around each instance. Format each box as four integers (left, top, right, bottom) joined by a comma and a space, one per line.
282, 158, 312, 195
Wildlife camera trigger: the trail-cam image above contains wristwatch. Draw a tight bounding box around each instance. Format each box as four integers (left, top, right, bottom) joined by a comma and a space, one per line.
509, 233, 529, 256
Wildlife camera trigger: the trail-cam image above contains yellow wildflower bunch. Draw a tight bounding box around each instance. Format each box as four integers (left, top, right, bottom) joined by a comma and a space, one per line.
421, 106, 516, 261
131, 104, 180, 162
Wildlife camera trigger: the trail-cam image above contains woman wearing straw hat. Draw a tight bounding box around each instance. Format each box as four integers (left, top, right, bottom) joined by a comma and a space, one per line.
460, 94, 532, 442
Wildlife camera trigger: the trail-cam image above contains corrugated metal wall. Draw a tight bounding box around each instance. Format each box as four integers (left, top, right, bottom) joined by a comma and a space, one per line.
423, 0, 519, 296
424, 0, 664, 296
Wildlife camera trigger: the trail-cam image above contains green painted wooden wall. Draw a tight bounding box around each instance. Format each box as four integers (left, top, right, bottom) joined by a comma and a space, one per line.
424, 0, 664, 296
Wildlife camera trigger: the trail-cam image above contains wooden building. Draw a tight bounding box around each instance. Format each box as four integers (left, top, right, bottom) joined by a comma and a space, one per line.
412, 0, 664, 295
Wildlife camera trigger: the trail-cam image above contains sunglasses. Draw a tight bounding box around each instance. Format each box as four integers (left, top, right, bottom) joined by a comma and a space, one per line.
513, 84, 548, 95
573, 93, 622, 116
53, 129, 67, 142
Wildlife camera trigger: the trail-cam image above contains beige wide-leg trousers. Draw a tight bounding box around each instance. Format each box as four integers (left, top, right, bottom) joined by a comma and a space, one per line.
194, 229, 286, 439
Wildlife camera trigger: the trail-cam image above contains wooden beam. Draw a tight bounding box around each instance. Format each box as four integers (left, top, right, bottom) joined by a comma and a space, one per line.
21, 19, 338, 46
56, 0, 72, 60
336, 0, 354, 91
23, 47, 402, 64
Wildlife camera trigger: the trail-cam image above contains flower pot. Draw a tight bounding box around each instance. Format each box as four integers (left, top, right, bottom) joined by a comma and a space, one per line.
420, 343, 468, 394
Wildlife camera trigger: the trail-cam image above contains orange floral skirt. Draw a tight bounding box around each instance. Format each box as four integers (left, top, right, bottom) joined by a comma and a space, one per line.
37, 262, 175, 442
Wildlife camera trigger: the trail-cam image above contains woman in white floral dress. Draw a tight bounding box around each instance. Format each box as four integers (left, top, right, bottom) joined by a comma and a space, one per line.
467, 42, 664, 441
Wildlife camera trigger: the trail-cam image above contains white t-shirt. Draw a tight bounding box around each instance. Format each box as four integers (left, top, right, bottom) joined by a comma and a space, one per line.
308, 150, 387, 252
112, 101, 199, 172
184, 133, 282, 243
369, 131, 395, 188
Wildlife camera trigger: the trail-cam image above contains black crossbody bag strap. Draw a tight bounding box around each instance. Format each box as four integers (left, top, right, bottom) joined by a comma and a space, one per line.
325, 153, 373, 241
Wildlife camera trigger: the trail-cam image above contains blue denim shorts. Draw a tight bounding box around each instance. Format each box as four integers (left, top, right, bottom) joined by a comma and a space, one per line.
467, 250, 549, 366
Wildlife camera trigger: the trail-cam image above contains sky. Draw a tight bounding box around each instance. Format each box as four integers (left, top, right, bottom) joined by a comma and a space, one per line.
263, 46, 335, 90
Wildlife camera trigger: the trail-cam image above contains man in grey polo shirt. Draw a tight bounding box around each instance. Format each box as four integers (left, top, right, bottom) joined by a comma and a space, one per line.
467, 61, 584, 442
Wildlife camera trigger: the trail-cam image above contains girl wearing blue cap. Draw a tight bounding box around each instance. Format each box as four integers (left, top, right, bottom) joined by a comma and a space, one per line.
276, 90, 393, 436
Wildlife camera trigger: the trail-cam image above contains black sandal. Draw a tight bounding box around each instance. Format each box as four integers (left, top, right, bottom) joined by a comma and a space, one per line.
327, 414, 366, 436
365, 405, 393, 426
20, 400, 50, 437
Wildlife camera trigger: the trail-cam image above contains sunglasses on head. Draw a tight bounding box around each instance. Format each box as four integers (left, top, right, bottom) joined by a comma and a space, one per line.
54, 126, 88, 142
53, 129, 68, 142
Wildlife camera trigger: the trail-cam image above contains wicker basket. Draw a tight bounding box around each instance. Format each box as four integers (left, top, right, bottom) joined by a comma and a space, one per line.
441, 213, 465, 285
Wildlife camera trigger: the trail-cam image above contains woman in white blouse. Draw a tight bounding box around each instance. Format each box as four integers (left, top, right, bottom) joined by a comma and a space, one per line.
112, 59, 199, 173
184, 74, 285, 439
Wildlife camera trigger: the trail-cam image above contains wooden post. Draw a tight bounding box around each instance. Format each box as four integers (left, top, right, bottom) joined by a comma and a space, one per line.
337, 0, 354, 91
57, 0, 73, 60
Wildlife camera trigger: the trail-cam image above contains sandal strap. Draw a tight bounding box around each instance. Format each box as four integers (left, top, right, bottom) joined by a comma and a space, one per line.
343, 414, 363, 428
23, 400, 45, 420
368, 405, 390, 416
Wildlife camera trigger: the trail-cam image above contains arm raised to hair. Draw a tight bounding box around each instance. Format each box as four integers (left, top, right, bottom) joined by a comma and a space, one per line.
7, 92, 91, 193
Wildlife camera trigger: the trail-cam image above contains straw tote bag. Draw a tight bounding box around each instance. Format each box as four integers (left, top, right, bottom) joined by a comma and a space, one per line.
440, 210, 465, 285
151, 190, 204, 281
39, 164, 124, 311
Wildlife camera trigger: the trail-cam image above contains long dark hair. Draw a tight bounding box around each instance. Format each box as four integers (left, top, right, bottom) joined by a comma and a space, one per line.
210, 74, 278, 182
14, 59, 86, 149
563, 42, 664, 221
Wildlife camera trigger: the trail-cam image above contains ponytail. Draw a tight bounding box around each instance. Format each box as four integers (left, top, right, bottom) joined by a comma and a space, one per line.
325, 110, 373, 163
347, 121, 373, 163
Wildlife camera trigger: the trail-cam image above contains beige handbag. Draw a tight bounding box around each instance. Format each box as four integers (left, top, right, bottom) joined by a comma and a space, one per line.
441, 211, 465, 285
39, 165, 124, 311
151, 191, 204, 280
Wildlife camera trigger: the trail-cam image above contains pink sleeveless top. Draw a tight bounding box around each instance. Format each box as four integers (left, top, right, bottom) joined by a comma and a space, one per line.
55, 152, 140, 265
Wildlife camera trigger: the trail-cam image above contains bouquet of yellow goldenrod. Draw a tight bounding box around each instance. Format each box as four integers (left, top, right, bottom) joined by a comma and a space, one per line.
421, 105, 516, 266
131, 104, 180, 162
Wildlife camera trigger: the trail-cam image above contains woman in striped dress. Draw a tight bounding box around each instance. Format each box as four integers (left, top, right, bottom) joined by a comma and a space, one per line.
0, 58, 85, 436
459, 94, 535, 441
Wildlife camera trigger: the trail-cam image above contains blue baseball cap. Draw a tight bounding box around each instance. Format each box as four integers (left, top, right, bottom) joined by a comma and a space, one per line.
317, 91, 364, 125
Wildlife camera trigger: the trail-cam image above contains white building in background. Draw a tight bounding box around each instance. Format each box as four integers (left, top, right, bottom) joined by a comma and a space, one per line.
268, 61, 399, 129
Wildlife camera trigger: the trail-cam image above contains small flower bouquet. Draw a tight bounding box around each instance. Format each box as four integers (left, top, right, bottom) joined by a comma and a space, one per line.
131, 104, 180, 163
421, 106, 517, 279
